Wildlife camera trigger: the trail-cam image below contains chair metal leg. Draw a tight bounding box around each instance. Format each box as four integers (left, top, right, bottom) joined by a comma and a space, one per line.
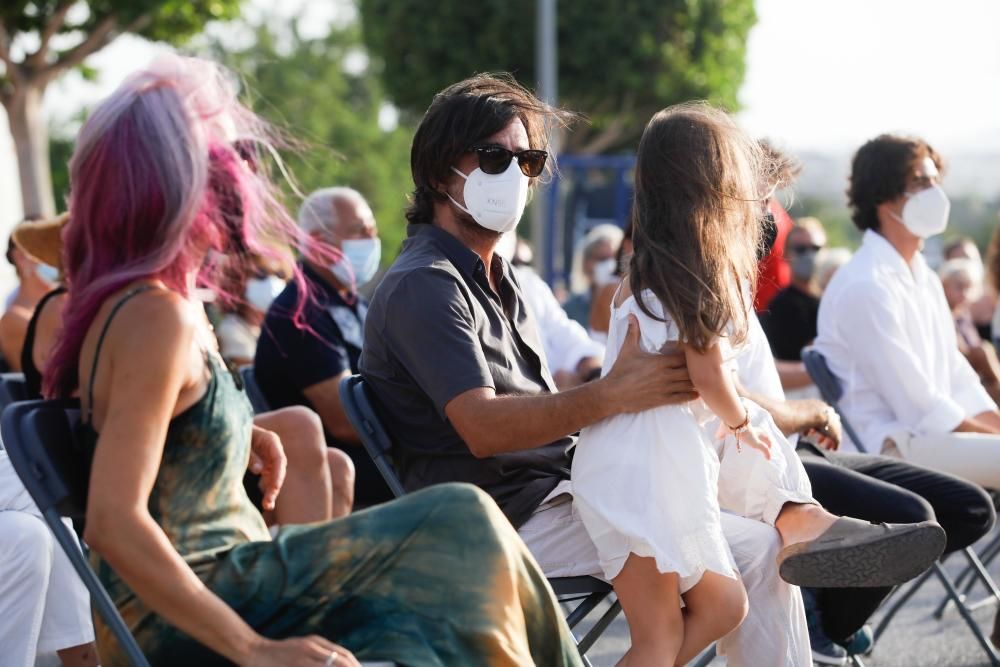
931, 562, 1000, 666
935, 546, 1000, 620
850, 656, 867, 667
564, 592, 605, 630
577, 599, 622, 655
44, 508, 151, 667
690, 643, 717, 667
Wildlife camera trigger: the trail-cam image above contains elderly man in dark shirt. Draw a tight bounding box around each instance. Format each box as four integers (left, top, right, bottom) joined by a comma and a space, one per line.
256, 187, 392, 507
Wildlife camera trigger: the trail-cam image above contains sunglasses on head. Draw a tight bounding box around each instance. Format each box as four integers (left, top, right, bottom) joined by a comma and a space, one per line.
470, 144, 548, 177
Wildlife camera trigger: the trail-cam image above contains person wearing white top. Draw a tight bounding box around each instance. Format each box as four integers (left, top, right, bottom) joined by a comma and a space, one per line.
816, 134, 1000, 490
0, 449, 97, 667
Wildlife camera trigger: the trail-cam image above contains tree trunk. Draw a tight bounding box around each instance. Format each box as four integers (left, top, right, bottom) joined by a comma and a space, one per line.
5, 83, 55, 219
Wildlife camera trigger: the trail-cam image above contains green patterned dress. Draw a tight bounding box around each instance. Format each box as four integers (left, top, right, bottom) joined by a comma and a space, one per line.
82, 299, 582, 666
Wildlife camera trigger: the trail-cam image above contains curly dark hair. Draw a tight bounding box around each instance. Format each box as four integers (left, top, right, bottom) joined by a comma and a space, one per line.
848, 134, 944, 232
405, 73, 575, 225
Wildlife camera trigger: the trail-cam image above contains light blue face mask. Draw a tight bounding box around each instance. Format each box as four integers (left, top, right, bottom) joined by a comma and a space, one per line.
36, 263, 59, 283
330, 238, 381, 288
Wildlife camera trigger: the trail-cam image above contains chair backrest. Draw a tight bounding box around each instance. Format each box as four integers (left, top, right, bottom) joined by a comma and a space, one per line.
2, 398, 88, 517
1, 398, 151, 667
239, 366, 271, 415
338, 375, 406, 498
801, 346, 869, 453
0, 371, 29, 408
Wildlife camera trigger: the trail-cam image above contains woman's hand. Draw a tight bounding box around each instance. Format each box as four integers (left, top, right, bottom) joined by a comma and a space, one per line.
244, 636, 361, 667
738, 424, 773, 460
249, 426, 287, 511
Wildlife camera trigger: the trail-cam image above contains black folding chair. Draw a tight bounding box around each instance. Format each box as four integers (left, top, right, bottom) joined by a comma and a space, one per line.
1, 398, 150, 667
339, 374, 622, 665
801, 346, 1000, 665
0, 371, 29, 407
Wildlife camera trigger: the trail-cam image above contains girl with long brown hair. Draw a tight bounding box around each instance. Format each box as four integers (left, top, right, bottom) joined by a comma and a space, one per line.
571, 104, 944, 666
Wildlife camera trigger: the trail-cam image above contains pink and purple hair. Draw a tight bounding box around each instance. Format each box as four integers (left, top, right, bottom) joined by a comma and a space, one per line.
45, 55, 338, 398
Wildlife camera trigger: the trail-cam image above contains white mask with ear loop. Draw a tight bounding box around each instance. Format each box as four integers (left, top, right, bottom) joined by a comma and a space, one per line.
890, 184, 951, 239
446, 160, 530, 233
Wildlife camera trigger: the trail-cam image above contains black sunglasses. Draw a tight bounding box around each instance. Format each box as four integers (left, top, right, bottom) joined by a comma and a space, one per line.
470, 145, 549, 177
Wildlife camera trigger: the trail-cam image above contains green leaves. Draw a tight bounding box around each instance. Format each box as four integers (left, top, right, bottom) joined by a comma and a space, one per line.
211, 18, 414, 260
359, 0, 756, 153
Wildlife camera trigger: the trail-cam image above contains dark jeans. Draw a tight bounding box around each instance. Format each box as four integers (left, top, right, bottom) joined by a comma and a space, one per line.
798, 445, 996, 642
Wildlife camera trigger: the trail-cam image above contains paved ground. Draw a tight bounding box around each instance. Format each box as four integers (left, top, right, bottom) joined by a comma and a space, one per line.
574, 540, 1000, 667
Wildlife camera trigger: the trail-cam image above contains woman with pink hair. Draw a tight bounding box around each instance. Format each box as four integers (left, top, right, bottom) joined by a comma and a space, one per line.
46, 55, 581, 667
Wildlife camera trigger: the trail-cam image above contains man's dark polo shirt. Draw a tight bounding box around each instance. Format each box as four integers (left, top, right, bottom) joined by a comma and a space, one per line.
255, 262, 392, 504
360, 223, 572, 527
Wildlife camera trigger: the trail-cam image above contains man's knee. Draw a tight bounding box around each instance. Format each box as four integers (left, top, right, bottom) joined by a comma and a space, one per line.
260, 407, 326, 467
409, 484, 509, 532
326, 448, 355, 489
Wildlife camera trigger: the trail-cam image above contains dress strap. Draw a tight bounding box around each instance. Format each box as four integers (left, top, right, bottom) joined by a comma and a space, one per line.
84, 285, 158, 424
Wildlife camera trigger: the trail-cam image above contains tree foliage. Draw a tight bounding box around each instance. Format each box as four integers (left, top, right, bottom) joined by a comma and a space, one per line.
0, 0, 244, 217
359, 0, 756, 154
210, 19, 415, 259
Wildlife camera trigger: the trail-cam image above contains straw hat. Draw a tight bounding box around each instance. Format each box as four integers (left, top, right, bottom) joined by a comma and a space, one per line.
12, 212, 67, 270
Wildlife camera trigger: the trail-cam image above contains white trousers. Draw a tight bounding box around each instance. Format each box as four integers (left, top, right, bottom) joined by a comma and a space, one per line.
886, 431, 1000, 490
518, 480, 811, 667
0, 451, 94, 667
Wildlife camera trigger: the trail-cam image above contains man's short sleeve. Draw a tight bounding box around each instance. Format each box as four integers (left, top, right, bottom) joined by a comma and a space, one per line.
379, 268, 494, 417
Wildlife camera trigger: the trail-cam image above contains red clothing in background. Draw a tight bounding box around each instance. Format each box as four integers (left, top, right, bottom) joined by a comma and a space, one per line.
755, 200, 793, 312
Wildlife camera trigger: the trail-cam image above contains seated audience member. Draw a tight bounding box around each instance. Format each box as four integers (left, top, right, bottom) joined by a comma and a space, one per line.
754, 140, 801, 312
496, 232, 603, 388
588, 221, 633, 337
816, 247, 852, 292
45, 56, 580, 667
15, 213, 354, 525
737, 310, 995, 663
562, 223, 622, 329
760, 218, 827, 397
216, 256, 288, 367
940, 258, 1000, 404
0, 219, 59, 370
1, 217, 95, 667
255, 187, 393, 506
762, 218, 826, 361
816, 134, 1000, 489
944, 236, 995, 341
361, 73, 941, 667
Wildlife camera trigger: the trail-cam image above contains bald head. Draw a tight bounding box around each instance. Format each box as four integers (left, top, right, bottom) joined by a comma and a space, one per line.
298, 187, 376, 240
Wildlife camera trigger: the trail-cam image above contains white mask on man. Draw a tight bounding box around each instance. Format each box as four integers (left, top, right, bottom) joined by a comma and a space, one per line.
245, 275, 286, 312
447, 160, 530, 233
890, 185, 951, 239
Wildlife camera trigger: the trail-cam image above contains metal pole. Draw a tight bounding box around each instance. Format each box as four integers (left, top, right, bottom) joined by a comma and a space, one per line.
533, 0, 557, 282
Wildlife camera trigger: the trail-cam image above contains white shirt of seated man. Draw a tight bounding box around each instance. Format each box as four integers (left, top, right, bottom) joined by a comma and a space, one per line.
495, 232, 605, 385
817, 229, 995, 453
815, 155, 1000, 488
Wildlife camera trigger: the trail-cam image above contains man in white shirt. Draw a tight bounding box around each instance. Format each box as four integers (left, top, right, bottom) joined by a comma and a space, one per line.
816, 134, 1000, 489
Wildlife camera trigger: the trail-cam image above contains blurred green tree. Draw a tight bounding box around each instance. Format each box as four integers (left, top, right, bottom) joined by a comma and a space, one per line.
0, 0, 244, 218
359, 0, 755, 154
211, 19, 414, 259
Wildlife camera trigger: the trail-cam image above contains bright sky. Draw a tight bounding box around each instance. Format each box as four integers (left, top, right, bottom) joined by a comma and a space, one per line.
38, 0, 1000, 154
739, 0, 1000, 153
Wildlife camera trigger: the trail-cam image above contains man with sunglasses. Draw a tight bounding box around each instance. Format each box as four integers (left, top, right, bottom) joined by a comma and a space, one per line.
761, 218, 827, 368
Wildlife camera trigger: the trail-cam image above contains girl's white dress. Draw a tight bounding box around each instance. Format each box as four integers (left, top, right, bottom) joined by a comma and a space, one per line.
571, 289, 813, 592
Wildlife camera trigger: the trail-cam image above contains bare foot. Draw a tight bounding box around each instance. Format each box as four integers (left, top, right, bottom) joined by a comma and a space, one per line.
775, 502, 838, 547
